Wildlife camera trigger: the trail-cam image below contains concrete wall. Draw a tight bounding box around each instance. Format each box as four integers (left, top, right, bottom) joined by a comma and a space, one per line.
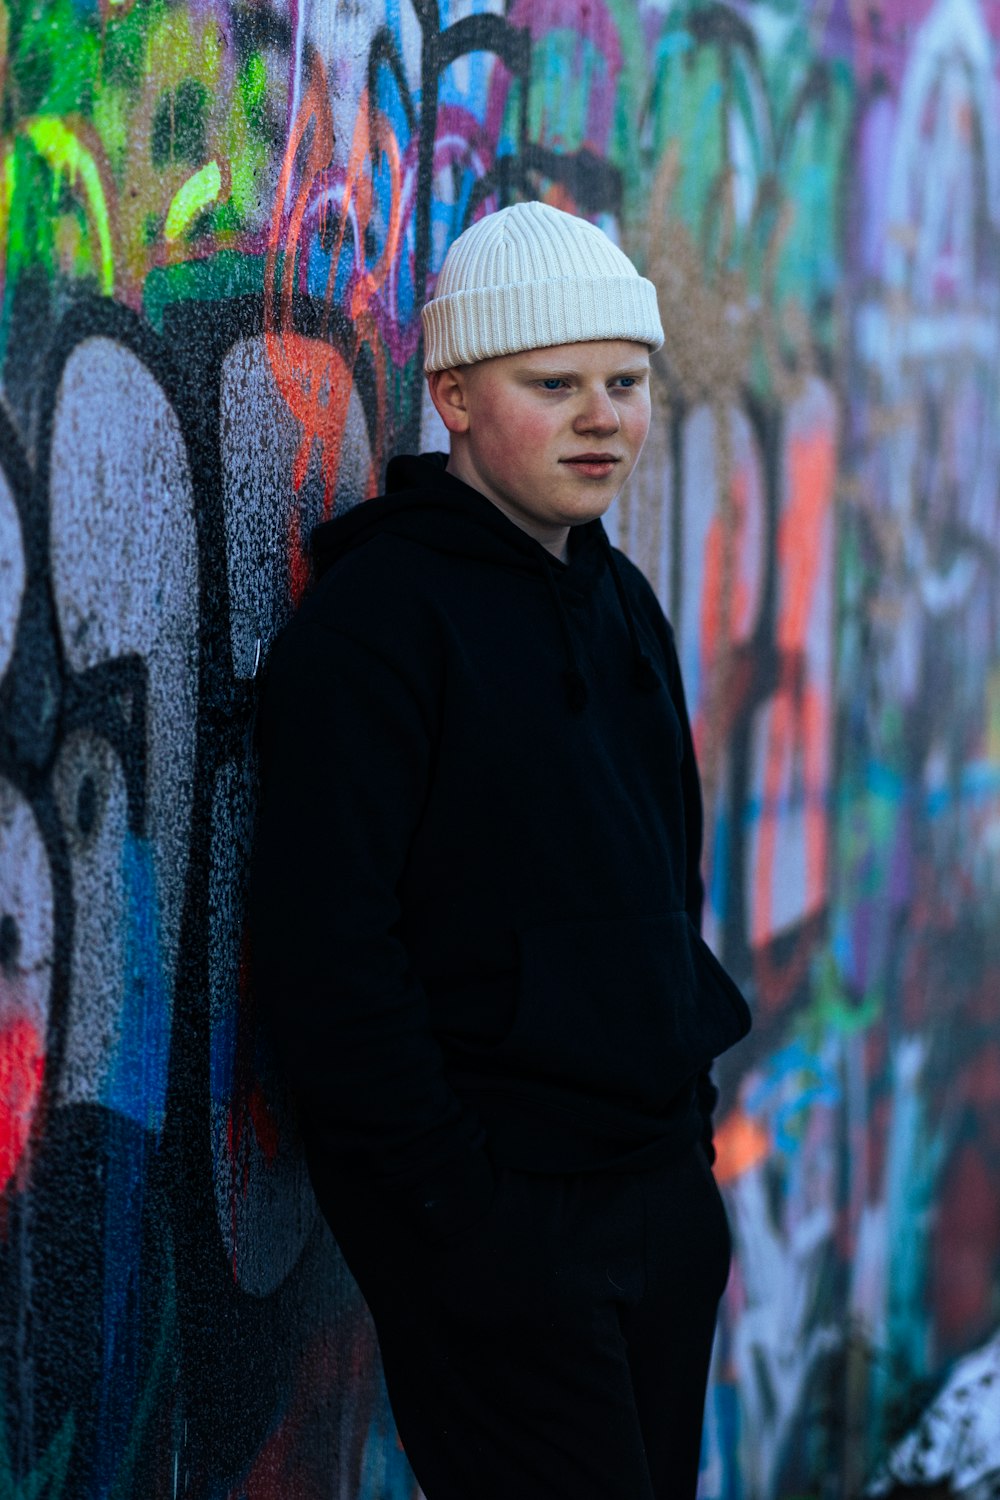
1, 0, 999, 1495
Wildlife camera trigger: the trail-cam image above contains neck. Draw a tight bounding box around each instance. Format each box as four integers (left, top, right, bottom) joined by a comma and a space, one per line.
445, 452, 570, 563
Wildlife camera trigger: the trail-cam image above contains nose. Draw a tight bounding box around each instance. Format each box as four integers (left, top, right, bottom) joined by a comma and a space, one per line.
573, 383, 620, 435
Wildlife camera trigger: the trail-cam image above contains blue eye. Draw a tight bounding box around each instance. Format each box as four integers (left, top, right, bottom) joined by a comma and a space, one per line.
541, 378, 565, 390
617, 376, 636, 388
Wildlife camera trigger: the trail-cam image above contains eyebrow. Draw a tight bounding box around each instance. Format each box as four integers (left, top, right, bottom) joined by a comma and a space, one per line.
518, 363, 650, 379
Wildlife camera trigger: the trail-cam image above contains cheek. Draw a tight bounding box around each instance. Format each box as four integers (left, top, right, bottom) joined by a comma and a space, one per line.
477, 407, 559, 470
624, 398, 651, 453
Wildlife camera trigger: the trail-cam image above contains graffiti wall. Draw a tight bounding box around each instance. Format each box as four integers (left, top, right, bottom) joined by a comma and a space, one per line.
1, 0, 999, 1495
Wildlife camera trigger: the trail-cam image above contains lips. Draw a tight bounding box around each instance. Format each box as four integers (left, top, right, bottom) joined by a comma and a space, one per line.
560, 453, 621, 476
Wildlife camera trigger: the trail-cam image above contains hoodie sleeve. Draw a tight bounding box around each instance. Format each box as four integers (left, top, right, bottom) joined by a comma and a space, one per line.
660, 623, 705, 934
250, 615, 494, 1242
656, 614, 722, 1164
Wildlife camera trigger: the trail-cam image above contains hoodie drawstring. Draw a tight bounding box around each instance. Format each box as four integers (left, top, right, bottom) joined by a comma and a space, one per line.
541, 561, 589, 712
541, 535, 660, 713
600, 534, 661, 695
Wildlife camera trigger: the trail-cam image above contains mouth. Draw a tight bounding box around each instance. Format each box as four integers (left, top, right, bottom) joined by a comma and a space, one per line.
559, 454, 622, 478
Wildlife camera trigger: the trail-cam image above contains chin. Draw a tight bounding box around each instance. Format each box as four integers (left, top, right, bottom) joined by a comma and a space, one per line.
565, 498, 616, 525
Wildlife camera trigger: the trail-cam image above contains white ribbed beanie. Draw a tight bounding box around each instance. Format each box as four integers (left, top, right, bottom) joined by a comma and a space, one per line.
421, 201, 664, 372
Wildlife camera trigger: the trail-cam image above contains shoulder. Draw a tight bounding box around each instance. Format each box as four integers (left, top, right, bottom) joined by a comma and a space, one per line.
290, 531, 446, 661
263, 532, 444, 706
607, 546, 676, 640
604, 545, 687, 701
307, 531, 437, 625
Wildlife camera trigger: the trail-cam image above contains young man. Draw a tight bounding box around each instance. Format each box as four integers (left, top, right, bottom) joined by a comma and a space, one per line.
250, 201, 751, 1500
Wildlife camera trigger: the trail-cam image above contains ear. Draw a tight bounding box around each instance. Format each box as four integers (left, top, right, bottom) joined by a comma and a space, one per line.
427, 367, 471, 435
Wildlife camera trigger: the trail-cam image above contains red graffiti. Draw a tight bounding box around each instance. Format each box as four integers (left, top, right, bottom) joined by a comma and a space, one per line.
0, 1015, 45, 1192
266, 57, 401, 598
752, 416, 835, 1012
713, 1105, 770, 1184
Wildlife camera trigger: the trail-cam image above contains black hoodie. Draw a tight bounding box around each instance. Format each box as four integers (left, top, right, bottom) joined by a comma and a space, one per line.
250, 454, 750, 1242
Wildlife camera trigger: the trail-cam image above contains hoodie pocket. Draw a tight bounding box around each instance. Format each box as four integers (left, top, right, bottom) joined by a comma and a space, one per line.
503, 912, 750, 1108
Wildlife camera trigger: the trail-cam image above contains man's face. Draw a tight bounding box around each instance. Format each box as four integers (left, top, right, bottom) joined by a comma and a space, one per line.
429, 340, 652, 551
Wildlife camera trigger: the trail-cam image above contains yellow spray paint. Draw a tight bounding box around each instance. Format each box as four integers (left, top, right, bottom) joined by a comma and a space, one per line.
164, 159, 223, 241
23, 117, 114, 294
0, 143, 13, 302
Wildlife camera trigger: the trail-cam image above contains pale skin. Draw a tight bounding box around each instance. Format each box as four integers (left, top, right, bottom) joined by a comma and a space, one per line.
427, 339, 652, 563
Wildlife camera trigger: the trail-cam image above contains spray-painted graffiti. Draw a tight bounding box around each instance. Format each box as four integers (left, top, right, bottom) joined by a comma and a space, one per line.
2, 0, 1000, 1496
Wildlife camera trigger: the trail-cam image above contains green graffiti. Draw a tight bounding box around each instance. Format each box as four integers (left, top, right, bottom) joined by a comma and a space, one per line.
6, 0, 101, 118
23, 116, 113, 292
151, 79, 210, 169
164, 159, 223, 241
0, 0, 278, 317
0, 1391, 74, 1500
143, 249, 265, 332
2, 145, 14, 218
526, 29, 613, 156
610, 0, 852, 396
239, 50, 268, 136
873, 1041, 948, 1457
802, 953, 882, 1046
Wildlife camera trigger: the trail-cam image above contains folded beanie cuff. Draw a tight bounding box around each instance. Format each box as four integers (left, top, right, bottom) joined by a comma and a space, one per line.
422, 273, 664, 371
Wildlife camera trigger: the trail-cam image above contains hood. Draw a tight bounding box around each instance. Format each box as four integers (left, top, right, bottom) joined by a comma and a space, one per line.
311, 452, 606, 585
310, 453, 658, 712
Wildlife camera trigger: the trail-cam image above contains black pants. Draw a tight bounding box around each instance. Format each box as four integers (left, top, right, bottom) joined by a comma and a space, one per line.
325, 1145, 730, 1500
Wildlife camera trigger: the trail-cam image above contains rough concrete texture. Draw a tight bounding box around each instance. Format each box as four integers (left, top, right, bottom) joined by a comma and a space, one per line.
1, 0, 999, 1495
